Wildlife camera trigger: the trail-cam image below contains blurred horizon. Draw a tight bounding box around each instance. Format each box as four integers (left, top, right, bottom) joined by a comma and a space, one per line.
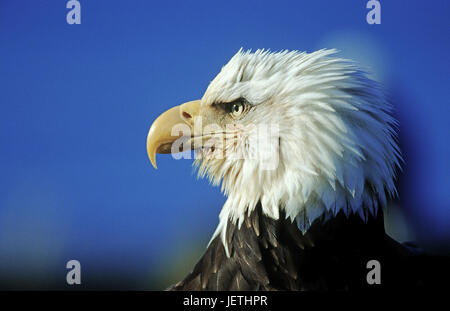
0, 0, 449, 289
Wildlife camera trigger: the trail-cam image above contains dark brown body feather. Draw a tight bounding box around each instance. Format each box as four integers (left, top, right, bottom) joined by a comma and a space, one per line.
169, 203, 419, 290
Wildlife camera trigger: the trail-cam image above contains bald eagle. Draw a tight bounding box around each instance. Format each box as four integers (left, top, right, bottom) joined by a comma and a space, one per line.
146, 49, 417, 290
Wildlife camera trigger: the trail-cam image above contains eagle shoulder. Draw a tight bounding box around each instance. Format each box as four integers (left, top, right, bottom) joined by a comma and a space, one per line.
169, 203, 415, 291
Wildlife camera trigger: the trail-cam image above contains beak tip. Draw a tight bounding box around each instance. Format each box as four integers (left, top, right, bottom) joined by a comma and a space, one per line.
147, 128, 158, 170
148, 151, 158, 169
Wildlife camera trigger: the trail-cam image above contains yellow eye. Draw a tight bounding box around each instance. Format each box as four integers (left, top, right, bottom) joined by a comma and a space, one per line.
230, 102, 244, 118
221, 98, 249, 119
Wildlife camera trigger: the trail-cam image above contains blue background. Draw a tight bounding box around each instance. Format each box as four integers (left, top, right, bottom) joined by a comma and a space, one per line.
0, 0, 448, 289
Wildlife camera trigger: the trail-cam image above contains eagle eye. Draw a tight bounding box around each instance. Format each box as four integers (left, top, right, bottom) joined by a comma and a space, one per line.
223, 98, 249, 119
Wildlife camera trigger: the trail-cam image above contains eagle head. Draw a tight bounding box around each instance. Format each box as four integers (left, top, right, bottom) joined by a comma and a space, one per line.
147, 49, 401, 254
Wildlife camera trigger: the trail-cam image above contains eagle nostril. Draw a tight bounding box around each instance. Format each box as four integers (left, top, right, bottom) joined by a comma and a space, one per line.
182, 111, 192, 119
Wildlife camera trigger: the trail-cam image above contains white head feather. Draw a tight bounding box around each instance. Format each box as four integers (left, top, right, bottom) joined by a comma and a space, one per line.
195, 49, 401, 255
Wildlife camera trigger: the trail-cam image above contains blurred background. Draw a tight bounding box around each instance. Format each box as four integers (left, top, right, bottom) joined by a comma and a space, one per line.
0, 0, 448, 290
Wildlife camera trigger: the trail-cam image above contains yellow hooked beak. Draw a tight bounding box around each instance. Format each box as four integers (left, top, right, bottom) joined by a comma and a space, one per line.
146, 100, 200, 169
